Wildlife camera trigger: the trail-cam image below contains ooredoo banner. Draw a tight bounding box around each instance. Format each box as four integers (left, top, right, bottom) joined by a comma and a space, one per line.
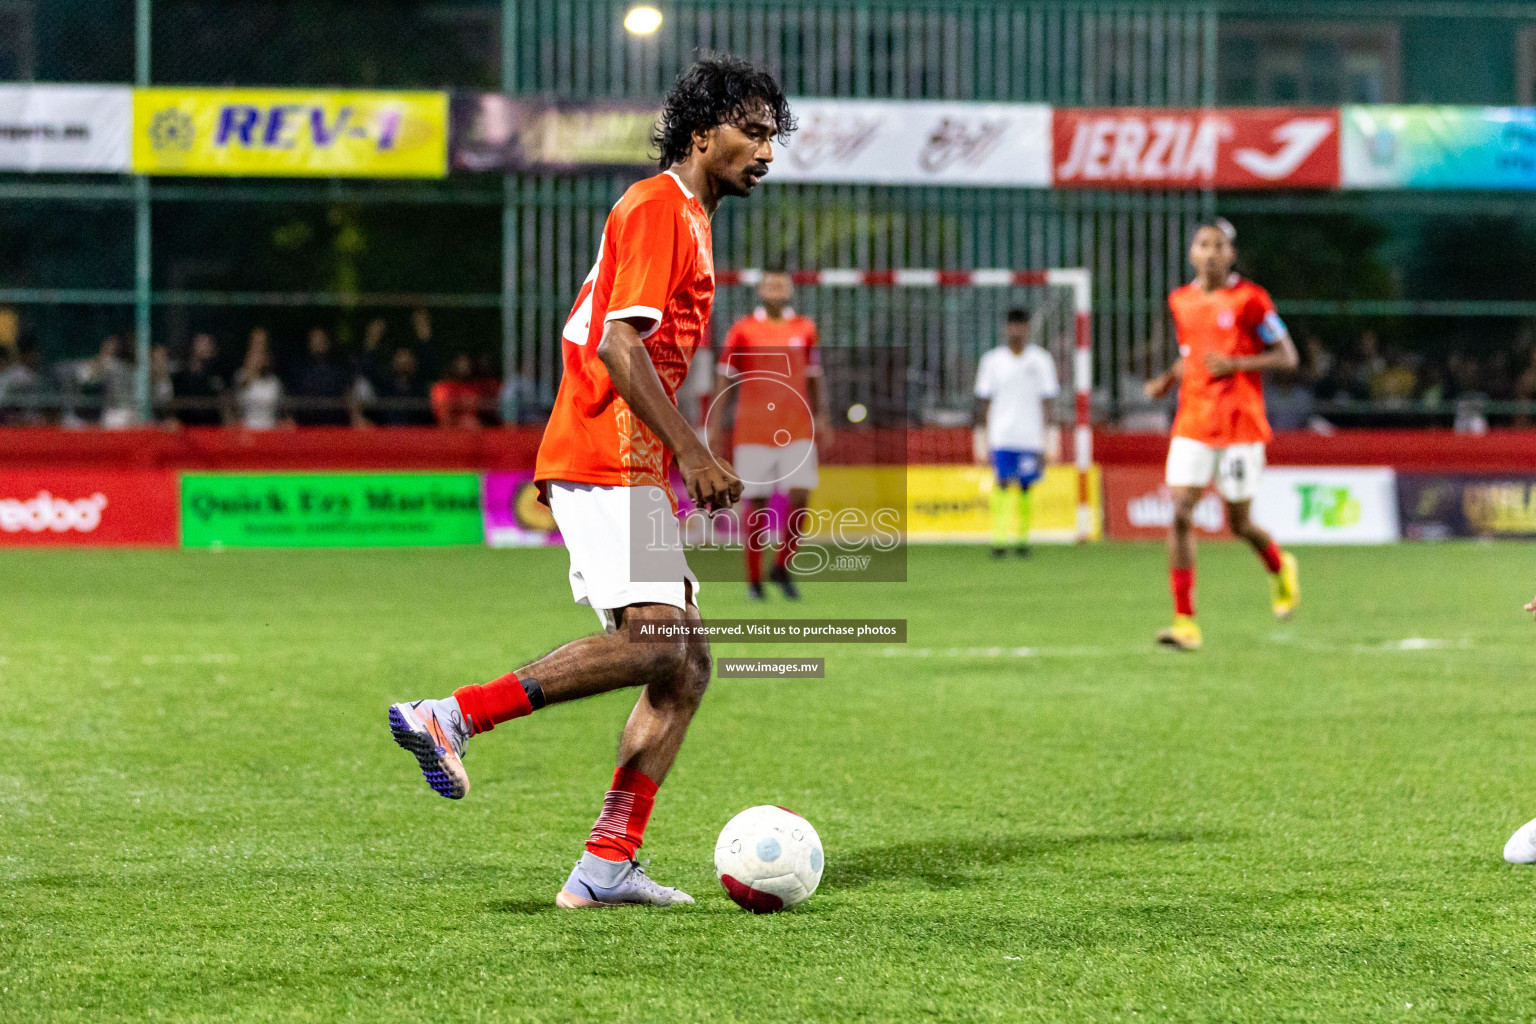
132, 88, 448, 178
0, 470, 178, 547
1250, 467, 1400, 545
774, 100, 1052, 186
181, 473, 482, 548
0, 85, 131, 172
1052, 107, 1340, 189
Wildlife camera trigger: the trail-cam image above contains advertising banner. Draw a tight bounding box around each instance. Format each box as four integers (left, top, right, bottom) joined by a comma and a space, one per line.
1250, 467, 1399, 545
0, 85, 132, 172
133, 88, 448, 178
482, 471, 563, 547
0, 470, 178, 547
904, 464, 1100, 543
773, 100, 1052, 186
1052, 107, 1340, 189
1102, 465, 1232, 541
181, 473, 481, 548
1398, 474, 1536, 540
451, 94, 656, 171
1341, 105, 1536, 190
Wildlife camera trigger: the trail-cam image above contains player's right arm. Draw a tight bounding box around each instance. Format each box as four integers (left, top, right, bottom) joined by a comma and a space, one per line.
1144, 357, 1184, 400
972, 351, 993, 465
599, 319, 741, 511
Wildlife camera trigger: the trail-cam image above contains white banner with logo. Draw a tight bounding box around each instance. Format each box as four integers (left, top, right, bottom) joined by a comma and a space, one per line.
1251, 467, 1400, 545
0, 85, 132, 172
773, 99, 1052, 186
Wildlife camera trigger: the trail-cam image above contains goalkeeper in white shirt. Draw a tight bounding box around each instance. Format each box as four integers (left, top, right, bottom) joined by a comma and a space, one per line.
973, 307, 1060, 557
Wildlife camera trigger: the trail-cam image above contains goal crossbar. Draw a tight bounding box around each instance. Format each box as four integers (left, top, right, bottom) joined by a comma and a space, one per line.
716, 268, 1095, 542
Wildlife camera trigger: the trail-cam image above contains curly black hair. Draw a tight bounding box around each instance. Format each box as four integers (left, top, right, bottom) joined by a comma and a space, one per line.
653, 55, 795, 170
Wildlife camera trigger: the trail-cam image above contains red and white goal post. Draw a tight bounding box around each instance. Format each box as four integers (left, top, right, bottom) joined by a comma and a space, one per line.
714, 267, 1095, 542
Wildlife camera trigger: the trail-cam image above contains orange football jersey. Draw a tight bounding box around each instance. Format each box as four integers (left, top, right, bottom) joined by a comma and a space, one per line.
718, 308, 820, 447
535, 171, 715, 491
1169, 275, 1285, 446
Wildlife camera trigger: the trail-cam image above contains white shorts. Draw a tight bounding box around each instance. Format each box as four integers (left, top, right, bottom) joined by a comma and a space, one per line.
1165, 436, 1265, 502
733, 440, 819, 500
547, 481, 698, 627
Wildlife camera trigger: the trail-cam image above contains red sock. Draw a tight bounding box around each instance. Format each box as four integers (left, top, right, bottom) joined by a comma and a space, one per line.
1258, 540, 1284, 574
1170, 567, 1196, 618
775, 508, 805, 569
585, 766, 658, 862
452, 671, 533, 735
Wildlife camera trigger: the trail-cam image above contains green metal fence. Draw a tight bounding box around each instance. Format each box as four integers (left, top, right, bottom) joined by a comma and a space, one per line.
0, 0, 1221, 422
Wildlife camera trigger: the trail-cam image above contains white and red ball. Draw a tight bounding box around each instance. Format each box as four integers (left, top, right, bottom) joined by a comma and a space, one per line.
714, 805, 824, 912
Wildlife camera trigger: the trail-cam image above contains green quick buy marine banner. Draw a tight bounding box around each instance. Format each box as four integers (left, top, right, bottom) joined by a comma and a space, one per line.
181, 473, 482, 548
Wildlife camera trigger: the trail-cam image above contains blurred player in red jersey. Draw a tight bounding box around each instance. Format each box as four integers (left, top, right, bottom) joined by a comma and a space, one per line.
708, 269, 832, 600
1143, 218, 1301, 651
386, 58, 794, 907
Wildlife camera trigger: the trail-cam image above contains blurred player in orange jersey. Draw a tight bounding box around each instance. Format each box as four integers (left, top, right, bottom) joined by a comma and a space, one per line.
1143, 218, 1301, 651
708, 269, 832, 600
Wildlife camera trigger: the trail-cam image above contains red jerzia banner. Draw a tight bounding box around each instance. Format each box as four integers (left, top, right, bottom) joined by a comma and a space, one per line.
1052, 108, 1340, 189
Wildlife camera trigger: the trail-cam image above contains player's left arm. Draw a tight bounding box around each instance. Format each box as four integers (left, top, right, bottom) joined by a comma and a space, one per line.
1038, 348, 1063, 464
804, 323, 834, 450
1204, 301, 1299, 378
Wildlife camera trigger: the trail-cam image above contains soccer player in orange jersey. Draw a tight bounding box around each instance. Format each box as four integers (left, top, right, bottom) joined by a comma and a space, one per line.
386, 58, 793, 907
1143, 218, 1301, 651
708, 270, 831, 600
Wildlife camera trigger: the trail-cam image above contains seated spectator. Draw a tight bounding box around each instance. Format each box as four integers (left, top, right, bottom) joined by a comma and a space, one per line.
1265, 369, 1314, 431
150, 344, 174, 422
431, 353, 486, 429
471, 353, 502, 422
0, 343, 40, 424
235, 331, 286, 430
68, 334, 137, 428
499, 370, 555, 425
289, 326, 352, 427
1369, 346, 1417, 406
1447, 349, 1484, 399
170, 332, 227, 426
371, 346, 434, 426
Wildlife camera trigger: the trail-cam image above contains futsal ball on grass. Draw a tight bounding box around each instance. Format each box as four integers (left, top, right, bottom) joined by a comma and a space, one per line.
714, 805, 823, 912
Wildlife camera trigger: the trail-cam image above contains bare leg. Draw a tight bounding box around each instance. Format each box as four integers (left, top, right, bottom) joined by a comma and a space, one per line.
613, 596, 710, 785
509, 594, 709, 786
1225, 499, 1277, 560
1167, 486, 1203, 571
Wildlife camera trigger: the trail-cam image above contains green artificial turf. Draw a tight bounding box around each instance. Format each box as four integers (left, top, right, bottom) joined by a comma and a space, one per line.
4, 542, 1536, 1023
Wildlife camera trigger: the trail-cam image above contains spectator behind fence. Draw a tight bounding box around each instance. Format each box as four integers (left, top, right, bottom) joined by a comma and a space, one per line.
0, 342, 42, 424
150, 344, 173, 422
289, 327, 352, 427
370, 345, 434, 426
236, 328, 286, 430
68, 334, 137, 428
169, 332, 227, 426
431, 352, 486, 429
1369, 345, 1417, 407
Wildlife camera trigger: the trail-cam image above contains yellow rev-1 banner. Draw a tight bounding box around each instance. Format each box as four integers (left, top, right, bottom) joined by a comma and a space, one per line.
132, 88, 447, 178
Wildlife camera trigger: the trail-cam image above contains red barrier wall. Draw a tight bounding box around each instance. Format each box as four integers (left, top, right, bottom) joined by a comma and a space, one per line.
1, 427, 1531, 472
